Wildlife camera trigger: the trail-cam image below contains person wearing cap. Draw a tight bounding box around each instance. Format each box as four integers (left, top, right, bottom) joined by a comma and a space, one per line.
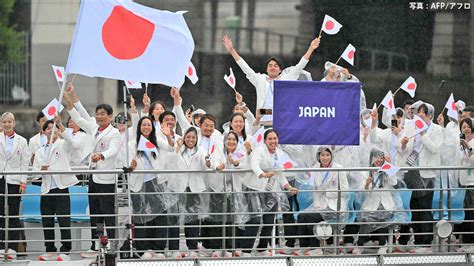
295, 146, 349, 256
222, 35, 321, 126
398, 102, 443, 253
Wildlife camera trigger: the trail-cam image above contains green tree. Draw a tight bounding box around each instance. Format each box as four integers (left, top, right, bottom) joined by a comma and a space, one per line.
0, 0, 26, 64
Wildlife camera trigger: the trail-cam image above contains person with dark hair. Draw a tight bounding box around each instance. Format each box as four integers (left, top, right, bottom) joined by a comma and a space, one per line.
403, 99, 415, 120
398, 102, 443, 253
33, 117, 78, 261
0, 112, 30, 260
370, 108, 405, 165
461, 106, 474, 120
158, 111, 179, 143
66, 116, 93, 167
63, 83, 121, 257
222, 35, 320, 126
128, 116, 174, 259
29, 111, 48, 164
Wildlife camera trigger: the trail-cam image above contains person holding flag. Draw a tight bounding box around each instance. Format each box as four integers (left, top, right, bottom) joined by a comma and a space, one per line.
222, 35, 321, 125
127, 116, 175, 259
398, 102, 443, 253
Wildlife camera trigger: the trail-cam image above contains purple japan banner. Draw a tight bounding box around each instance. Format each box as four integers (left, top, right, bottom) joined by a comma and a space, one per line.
273, 80, 360, 145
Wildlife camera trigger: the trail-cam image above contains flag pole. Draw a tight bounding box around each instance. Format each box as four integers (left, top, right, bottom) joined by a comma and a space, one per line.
47, 73, 68, 162
334, 56, 342, 65
392, 87, 402, 98
145, 83, 148, 95
70, 74, 77, 85
318, 28, 323, 38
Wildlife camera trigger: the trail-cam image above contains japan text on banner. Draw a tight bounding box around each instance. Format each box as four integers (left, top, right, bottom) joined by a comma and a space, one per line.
273, 81, 361, 145
66, 0, 195, 88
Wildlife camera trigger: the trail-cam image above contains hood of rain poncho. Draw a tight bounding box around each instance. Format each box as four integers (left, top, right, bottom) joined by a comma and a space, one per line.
316, 146, 333, 165
191, 109, 206, 127
282, 66, 313, 81
382, 107, 405, 128
360, 108, 373, 128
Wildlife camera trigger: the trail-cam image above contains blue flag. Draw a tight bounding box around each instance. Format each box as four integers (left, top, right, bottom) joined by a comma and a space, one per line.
274, 80, 360, 145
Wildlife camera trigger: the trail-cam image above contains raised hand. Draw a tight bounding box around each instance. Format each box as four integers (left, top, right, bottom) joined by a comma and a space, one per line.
222, 35, 234, 52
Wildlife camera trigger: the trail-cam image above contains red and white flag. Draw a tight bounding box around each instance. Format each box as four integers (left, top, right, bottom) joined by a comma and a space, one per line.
340, 44, 356, 66
378, 162, 400, 177
125, 80, 142, 89
250, 126, 265, 148
380, 90, 396, 116
52, 65, 65, 83
66, 0, 194, 88
275, 152, 298, 170
137, 135, 158, 154
42, 98, 64, 120
413, 115, 428, 134
231, 150, 246, 161
321, 14, 343, 35
444, 93, 458, 120
400, 76, 417, 98
224, 67, 236, 89
185, 61, 198, 85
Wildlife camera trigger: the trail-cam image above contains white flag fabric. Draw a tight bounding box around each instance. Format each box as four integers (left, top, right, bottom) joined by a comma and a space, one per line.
224, 67, 236, 89
125, 80, 142, 89
66, 0, 195, 87
413, 115, 428, 134
52, 65, 65, 82
137, 135, 158, 154
378, 162, 400, 177
250, 126, 265, 148
275, 152, 298, 170
231, 150, 246, 161
444, 93, 458, 120
400, 76, 417, 98
380, 90, 396, 116
42, 98, 64, 120
340, 44, 356, 66
185, 61, 198, 85
321, 14, 343, 35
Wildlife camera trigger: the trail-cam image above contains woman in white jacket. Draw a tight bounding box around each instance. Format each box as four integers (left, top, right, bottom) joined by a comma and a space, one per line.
128, 116, 174, 259
0, 112, 30, 260
296, 147, 349, 256
166, 127, 212, 258
33, 119, 78, 261
458, 118, 474, 247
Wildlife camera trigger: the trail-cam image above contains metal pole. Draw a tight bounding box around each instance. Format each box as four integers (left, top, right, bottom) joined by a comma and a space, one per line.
222, 172, 227, 253
3, 179, 9, 262
335, 172, 341, 254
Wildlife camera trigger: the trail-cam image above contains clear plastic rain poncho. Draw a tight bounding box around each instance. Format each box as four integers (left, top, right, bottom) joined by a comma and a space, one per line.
131, 177, 171, 224
356, 148, 409, 232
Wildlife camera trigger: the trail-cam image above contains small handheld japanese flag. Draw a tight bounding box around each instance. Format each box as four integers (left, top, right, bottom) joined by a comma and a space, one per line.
137, 135, 158, 154
250, 126, 265, 148
52, 65, 65, 83
444, 93, 458, 120
380, 91, 396, 116
340, 44, 356, 66
125, 80, 142, 89
224, 67, 236, 89
378, 162, 400, 177
42, 98, 64, 120
231, 150, 246, 161
413, 115, 428, 134
321, 15, 343, 35
275, 152, 298, 170
186, 61, 198, 85
400, 76, 417, 98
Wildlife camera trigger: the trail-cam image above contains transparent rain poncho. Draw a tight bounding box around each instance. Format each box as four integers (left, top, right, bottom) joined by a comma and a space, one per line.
131, 178, 172, 225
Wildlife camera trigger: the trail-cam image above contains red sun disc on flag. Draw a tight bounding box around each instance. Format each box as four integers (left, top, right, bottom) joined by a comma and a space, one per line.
388, 99, 393, 109
348, 50, 355, 59
102, 6, 155, 60
127, 81, 132, 85
325, 20, 334, 30
257, 134, 263, 143
382, 164, 391, 170
56, 69, 63, 79
145, 141, 155, 149
188, 66, 193, 76
283, 162, 293, 169
229, 76, 235, 85
415, 120, 424, 129
407, 83, 416, 90
210, 144, 215, 154
47, 106, 57, 116
451, 102, 457, 110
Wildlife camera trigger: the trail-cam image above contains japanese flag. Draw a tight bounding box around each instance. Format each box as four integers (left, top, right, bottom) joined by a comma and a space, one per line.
400, 76, 417, 98
340, 44, 356, 66
378, 162, 400, 177
321, 14, 343, 35
125, 80, 142, 89
42, 98, 64, 120
52, 65, 66, 83
250, 126, 265, 148
231, 150, 246, 161
224, 67, 236, 89
380, 90, 396, 116
444, 93, 458, 120
209, 143, 216, 155
186, 61, 198, 85
275, 152, 298, 170
66, 0, 195, 87
413, 115, 428, 134
137, 135, 158, 154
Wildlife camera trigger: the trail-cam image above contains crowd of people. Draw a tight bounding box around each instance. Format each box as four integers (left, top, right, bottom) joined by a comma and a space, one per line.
0, 35, 473, 261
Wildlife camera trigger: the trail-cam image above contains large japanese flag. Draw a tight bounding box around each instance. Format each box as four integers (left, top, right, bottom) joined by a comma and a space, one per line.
66, 0, 195, 88
321, 15, 343, 35
444, 93, 458, 120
